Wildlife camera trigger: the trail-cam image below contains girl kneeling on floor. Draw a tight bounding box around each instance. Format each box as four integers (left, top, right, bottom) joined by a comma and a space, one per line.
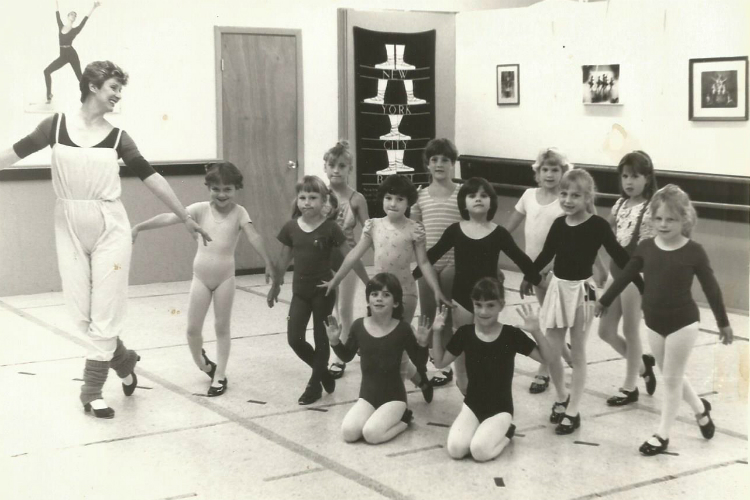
326, 273, 430, 444
430, 275, 552, 462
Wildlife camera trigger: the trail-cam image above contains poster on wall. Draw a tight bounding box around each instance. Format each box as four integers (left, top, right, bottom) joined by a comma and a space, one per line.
24, 2, 121, 114
353, 27, 436, 217
689, 56, 748, 121
582, 64, 621, 105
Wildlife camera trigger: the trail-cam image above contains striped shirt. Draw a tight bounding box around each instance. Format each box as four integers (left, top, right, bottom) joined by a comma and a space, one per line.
411, 186, 462, 270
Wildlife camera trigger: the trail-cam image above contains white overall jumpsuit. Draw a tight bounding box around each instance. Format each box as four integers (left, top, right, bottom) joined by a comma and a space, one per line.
51, 115, 139, 405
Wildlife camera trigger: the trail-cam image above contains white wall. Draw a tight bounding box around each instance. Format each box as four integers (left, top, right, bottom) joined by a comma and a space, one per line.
455, 0, 750, 175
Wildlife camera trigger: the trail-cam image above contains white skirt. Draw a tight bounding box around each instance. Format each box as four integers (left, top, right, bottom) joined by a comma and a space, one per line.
539, 274, 596, 329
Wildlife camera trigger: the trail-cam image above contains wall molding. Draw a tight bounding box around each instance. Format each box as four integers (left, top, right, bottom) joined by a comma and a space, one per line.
459, 155, 750, 223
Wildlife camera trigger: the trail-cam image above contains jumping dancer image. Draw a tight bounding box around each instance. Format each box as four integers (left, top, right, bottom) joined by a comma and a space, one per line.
44, 1, 100, 103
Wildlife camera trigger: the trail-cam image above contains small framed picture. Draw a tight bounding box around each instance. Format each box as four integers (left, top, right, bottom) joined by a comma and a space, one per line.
582, 64, 621, 105
496, 64, 519, 105
689, 56, 748, 121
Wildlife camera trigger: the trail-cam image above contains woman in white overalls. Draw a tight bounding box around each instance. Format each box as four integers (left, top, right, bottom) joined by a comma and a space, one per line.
0, 61, 210, 418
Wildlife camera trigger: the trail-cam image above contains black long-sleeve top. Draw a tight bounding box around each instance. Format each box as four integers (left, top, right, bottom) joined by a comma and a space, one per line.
57, 11, 88, 46
535, 215, 644, 291
415, 223, 541, 311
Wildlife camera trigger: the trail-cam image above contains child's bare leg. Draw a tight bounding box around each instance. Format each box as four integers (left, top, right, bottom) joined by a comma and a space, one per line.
620, 283, 645, 390
211, 277, 235, 384
342, 399, 376, 442
362, 401, 409, 444
565, 305, 594, 418
447, 404, 480, 459
470, 412, 513, 462
186, 277, 213, 372
647, 324, 701, 443
546, 327, 568, 403
399, 295, 421, 384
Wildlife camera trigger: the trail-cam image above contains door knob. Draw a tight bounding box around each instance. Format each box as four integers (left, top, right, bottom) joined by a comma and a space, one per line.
287, 161, 297, 169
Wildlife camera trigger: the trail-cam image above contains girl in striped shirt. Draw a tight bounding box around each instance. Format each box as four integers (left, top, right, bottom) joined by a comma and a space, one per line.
410, 138, 463, 386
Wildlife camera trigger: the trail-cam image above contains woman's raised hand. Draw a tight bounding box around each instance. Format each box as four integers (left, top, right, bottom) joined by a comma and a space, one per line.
325, 315, 342, 344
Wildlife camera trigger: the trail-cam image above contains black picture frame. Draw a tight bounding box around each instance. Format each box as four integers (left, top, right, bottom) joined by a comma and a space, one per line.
689, 56, 748, 121
496, 64, 520, 105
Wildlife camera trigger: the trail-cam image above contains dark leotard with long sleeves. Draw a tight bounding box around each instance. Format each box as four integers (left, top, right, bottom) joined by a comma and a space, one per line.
12, 114, 156, 181
599, 238, 729, 336
57, 11, 88, 46
332, 318, 427, 408
446, 324, 536, 421
415, 223, 541, 312
534, 215, 643, 290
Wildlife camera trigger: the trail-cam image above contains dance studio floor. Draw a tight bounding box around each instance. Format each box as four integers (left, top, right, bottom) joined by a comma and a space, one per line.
1, 269, 747, 500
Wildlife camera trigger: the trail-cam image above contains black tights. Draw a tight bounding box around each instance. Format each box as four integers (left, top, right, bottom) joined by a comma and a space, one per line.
44, 47, 82, 96
287, 287, 336, 387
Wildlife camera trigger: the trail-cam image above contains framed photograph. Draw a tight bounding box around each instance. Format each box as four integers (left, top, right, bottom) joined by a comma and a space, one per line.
689, 56, 748, 121
582, 64, 620, 105
496, 64, 519, 105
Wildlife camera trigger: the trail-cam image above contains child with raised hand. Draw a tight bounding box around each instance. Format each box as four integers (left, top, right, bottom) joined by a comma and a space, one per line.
410, 138, 463, 387
132, 162, 273, 397
417, 177, 542, 395
597, 151, 659, 407
430, 275, 552, 462
323, 140, 370, 381
596, 185, 733, 456
267, 175, 368, 405
520, 168, 641, 435
505, 147, 572, 394
322, 174, 450, 403
326, 273, 429, 444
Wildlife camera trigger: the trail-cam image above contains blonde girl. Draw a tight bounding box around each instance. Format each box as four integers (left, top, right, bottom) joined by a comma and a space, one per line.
505, 147, 572, 394
520, 169, 639, 435
597, 151, 659, 406
596, 185, 732, 456
323, 140, 370, 380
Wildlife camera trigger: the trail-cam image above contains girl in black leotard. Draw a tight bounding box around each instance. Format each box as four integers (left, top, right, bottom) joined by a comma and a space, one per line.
430, 276, 552, 462
326, 273, 429, 444
416, 177, 541, 394
44, 1, 100, 103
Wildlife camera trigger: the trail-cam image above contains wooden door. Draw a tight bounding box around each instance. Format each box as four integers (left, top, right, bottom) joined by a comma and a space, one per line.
217, 29, 303, 271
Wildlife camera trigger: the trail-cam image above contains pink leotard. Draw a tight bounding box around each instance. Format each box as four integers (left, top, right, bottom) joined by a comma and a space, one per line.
187, 202, 251, 291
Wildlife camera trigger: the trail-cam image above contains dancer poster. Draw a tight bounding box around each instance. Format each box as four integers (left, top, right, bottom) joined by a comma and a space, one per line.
24, 1, 120, 113
353, 27, 436, 216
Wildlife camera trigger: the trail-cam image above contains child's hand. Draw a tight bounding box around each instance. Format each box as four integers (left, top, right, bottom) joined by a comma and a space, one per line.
317, 278, 336, 296
415, 315, 432, 347
266, 282, 280, 308
131, 227, 139, 244
325, 315, 342, 345
264, 265, 273, 284
516, 303, 540, 334
185, 218, 212, 246
435, 291, 453, 309
519, 279, 534, 299
594, 302, 607, 317
431, 305, 449, 333
719, 325, 734, 345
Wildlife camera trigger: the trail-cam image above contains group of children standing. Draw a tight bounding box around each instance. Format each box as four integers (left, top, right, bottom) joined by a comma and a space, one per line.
131, 138, 733, 461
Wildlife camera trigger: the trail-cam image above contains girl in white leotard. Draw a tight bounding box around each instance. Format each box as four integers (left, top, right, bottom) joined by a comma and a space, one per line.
132, 162, 275, 396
